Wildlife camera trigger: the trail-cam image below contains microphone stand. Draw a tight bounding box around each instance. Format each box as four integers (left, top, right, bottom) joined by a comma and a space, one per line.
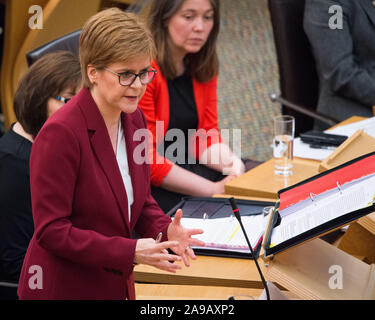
229, 197, 270, 300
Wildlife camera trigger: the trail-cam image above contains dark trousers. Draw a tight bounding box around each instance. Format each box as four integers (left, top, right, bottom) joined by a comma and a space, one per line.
0, 284, 18, 300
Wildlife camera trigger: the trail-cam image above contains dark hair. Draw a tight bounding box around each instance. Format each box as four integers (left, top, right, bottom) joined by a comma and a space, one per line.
147, 0, 220, 82
13, 51, 81, 138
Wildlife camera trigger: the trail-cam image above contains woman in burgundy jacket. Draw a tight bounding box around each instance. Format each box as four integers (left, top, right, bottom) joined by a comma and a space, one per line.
139, 0, 246, 213
17, 8, 204, 300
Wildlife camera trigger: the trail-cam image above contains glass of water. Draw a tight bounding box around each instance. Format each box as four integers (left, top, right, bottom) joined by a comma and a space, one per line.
273, 115, 295, 175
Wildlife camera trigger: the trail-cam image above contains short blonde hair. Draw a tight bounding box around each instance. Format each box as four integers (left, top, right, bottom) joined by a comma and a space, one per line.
79, 8, 155, 87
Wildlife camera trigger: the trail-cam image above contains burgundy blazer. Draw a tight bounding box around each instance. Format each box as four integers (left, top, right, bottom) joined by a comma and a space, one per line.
17, 88, 172, 300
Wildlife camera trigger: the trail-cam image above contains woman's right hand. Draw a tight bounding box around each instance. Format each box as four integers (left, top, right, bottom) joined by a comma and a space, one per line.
134, 238, 182, 273
212, 175, 236, 195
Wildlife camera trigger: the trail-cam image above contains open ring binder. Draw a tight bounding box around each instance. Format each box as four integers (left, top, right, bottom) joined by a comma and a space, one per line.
263, 151, 375, 259
167, 196, 274, 259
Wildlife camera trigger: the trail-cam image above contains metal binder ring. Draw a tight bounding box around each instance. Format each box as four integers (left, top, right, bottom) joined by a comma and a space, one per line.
337, 181, 342, 194
310, 192, 316, 202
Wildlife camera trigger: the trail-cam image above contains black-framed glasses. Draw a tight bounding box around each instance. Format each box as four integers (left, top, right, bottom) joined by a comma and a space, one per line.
104, 67, 157, 86
56, 96, 71, 104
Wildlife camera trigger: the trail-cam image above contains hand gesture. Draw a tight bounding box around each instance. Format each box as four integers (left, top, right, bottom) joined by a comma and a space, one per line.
167, 209, 205, 267
134, 238, 182, 273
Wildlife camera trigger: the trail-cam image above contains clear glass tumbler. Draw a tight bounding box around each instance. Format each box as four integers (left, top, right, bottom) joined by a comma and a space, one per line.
273, 115, 295, 175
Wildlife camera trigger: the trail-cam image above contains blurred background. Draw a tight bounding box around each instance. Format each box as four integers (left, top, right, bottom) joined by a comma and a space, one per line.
0, 0, 280, 161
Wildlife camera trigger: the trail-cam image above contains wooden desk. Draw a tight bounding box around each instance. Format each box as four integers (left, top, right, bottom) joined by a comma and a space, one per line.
134, 255, 268, 289
225, 158, 320, 200
135, 284, 264, 300
135, 283, 299, 300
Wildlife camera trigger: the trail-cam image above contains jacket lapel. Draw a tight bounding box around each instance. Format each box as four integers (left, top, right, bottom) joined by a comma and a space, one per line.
359, 0, 375, 28
77, 88, 131, 233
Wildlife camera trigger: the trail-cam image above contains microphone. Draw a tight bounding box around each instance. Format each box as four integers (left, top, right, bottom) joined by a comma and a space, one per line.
229, 197, 270, 300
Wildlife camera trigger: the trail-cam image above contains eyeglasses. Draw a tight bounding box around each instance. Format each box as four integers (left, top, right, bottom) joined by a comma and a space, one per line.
104, 67, 157, 86
56, 96, 71, 104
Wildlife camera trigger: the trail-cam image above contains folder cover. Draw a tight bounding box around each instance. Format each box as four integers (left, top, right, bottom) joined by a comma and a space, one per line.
263, 151, 375, 258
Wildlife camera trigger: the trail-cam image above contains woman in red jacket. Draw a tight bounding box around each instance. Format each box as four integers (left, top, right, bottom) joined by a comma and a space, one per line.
139, 0, 246, 213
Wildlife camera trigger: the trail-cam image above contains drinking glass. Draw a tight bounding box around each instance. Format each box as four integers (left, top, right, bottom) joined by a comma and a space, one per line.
273, 115, 295, 175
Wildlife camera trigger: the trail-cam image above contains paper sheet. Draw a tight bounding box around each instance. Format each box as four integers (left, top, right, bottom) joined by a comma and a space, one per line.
180, 215, 266, 253
270, 173, 375, 247
326, 116, 375, 137
293, 137, 335, 160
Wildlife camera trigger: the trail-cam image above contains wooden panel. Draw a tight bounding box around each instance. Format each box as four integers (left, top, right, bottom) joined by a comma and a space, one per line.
357, 212, 375, 236
1, 0, 101, 129
134, 255, 268, 289
135, 284, 264, 300
319, 130, 375, 172
12, 0, 102, 104
134, 283, 300, 300
265, 238, 375, 300
337, 222, 375, 264
1, 0, 49, 128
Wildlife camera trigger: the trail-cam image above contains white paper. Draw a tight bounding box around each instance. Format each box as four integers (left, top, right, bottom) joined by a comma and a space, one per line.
326, 116, 375, 138
180, 215, 266, 253
270, 173, 375, 247
293, 137, 335, 161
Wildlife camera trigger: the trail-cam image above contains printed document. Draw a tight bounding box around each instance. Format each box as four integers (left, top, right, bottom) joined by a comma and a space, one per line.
180, 215, 265, 253
270, 173, 375, 247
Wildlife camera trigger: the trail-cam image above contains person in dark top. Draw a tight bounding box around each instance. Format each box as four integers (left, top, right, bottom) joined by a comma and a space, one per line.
304, 0, 375, 129
0, 51, 81, 300
139, 0, 256, 213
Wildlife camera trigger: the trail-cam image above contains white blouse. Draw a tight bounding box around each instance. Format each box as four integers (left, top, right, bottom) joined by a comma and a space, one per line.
116, 120, 134, 222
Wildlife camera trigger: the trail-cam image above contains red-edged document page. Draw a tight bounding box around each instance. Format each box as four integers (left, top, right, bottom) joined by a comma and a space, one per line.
278, 153, 375, 211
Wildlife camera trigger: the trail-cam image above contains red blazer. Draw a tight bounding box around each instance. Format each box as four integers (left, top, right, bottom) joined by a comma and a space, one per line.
17, 88, 171, 300
138, 61, 222, 186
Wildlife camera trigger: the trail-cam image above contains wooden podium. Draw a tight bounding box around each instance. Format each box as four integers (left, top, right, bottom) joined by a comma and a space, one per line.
337, 215, 375, 264
262, 237, 375, 300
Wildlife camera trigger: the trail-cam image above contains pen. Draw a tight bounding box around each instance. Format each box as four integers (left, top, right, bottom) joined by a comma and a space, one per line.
155, 232, 162, 243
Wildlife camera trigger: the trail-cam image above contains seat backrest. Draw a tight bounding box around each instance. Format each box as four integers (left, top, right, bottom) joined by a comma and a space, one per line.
26, 29, 81, 66
268, 0, 319, 135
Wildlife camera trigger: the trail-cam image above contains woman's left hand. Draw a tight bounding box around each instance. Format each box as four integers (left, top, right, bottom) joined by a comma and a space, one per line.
167, 209, 205, 267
